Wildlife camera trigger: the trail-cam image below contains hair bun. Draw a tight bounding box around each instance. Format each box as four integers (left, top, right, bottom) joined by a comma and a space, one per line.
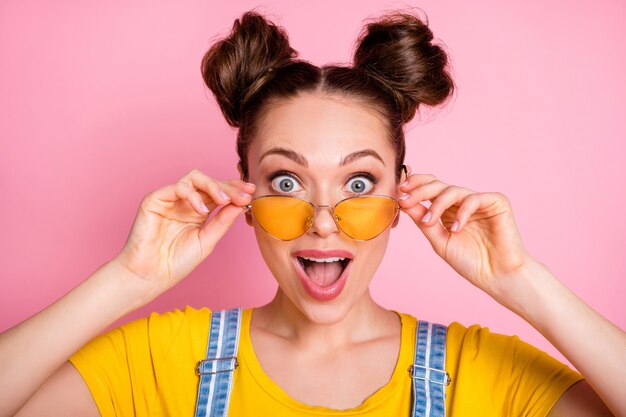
201, 11, 298, 127
353, 11, 455, 123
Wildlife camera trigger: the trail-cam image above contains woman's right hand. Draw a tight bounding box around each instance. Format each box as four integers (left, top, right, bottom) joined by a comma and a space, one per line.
112, 168, 255, 299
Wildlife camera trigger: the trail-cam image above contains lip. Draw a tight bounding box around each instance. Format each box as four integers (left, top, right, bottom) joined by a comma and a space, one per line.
292, 249, 353, 302
292, 249, 354, 259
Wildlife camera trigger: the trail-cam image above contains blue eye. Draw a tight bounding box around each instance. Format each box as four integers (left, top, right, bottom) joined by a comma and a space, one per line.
345, 175, 374, 194
270, 174, 302, 193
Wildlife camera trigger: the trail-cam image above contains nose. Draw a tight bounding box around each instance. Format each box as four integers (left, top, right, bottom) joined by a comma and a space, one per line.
308, 204, 340, 238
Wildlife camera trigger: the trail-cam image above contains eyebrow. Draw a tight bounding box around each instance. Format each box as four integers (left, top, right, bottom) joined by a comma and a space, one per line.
259, 147, 308, 167
340, 149, 385, 167
258, 147, 385, 167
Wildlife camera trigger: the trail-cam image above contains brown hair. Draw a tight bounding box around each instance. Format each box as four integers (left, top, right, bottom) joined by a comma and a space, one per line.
201, 9, 454, 182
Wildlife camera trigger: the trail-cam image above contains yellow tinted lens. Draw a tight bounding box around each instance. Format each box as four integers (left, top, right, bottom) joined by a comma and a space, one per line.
250, 196, 314, 240
335, 196, 398, 240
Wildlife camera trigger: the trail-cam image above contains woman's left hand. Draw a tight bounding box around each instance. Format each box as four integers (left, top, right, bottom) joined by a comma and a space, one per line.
398, 172, 534, 299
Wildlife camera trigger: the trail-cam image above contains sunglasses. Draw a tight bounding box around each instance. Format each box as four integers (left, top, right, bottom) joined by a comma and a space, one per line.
243, 194, 400, 241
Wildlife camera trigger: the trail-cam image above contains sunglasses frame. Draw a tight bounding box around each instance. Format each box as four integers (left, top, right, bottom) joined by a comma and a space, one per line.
243, 194, 400, 241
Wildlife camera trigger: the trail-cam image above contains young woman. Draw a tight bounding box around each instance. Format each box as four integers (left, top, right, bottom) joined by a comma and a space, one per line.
2, 9, 624, 417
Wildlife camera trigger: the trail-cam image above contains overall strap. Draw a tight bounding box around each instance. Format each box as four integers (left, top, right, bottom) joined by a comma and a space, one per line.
409, 320, 451, 417
194, 307, 242, 417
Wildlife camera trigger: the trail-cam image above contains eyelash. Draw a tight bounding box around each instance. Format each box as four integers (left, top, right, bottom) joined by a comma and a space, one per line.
266, 170, 302, 194
267, 170, 379, 194
346, 171, 378, 185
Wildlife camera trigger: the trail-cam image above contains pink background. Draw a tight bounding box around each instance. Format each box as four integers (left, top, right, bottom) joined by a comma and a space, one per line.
1, 1, 625, 369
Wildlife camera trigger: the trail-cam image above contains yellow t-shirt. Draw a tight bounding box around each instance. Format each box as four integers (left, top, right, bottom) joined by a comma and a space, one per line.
68, 306, 583, 416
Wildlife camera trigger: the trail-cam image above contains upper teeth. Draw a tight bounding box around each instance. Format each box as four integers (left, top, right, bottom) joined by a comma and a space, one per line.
300, 256, 346, 263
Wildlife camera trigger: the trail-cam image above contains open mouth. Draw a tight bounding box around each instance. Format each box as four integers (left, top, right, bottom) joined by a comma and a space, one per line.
292, 249, 354, 301
296, 256, 351, 287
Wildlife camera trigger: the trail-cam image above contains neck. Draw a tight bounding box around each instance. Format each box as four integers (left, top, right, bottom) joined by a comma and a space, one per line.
253, 287, 398, 353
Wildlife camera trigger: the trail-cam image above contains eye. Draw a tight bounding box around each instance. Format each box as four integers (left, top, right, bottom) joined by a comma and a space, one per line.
270, 173, 302, 193
345, 173, 376, 194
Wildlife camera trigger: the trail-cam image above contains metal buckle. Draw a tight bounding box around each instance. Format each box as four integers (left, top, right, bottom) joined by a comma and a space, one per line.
195, 356, 239, 375
408, 364, 451, 386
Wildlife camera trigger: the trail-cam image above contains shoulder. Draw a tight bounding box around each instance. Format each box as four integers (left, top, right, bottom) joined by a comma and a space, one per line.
141, 305, 213, 355
68, 306, 216, 416
447, 321, 519, 352
76, 305, 214, 361
444, 321, 583, 389
395, 313, 573, 373
442, 321, 583, 414
388, 312, 583, 413
144, 305, 212, 333
445, 321, 554, 362
107, 305, 212, 340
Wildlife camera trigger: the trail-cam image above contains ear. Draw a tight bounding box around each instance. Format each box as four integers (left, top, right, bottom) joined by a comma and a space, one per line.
236, 161, 254, 226
391, 165, 410, 230
401, 164, 411, 182
236, 161, 244, 180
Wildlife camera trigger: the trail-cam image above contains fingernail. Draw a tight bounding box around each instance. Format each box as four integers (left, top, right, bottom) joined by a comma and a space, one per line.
200, 203, 210, 213
399, 193, 410, 201
421, 211, 432, 223
245, 182, 256, 187
219, 191, 230, 201
240, 192, 252, 198
401, 181, 409, 188
451, 220, 459, 232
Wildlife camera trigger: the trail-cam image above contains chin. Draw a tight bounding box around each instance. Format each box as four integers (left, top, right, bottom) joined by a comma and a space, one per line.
295, 297, 354, 326
280, 272, 372, 327
255, 226, 390, 325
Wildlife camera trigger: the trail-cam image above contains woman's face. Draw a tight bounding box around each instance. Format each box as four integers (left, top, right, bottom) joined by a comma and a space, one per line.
244, 93, 401, 325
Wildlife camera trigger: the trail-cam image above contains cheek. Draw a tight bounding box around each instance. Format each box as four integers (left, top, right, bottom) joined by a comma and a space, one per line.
354, 232, 391, 276
254, 228, 293, 279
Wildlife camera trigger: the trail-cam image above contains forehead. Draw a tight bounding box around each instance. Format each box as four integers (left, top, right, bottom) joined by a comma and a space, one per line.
249, 94, 393, 167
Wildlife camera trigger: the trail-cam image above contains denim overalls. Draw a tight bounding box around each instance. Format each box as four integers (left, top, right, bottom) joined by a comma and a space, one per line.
194, 308, 450, 417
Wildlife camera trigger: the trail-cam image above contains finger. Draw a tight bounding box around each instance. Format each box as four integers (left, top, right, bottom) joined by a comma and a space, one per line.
174, 181, 212, 215
181, 169, 256, 194
398, 179, 449, 207
399, 173, 438, 190
421, 185, 475, 228
449, 193, 482, 234
148, 182, 211, 215
189, 176, 233, 206
452, 192, 512, 232
199, 204, 246, 253
184, 172, 254, 207
222, 177, 257, 192
215, 179, 256, 203
401, 203, 451, 259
